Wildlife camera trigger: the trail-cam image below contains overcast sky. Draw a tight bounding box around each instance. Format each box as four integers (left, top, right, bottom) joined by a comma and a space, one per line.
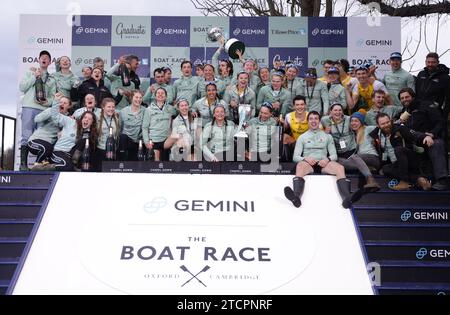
1, 0, 449, 118
0, 0, 201, 118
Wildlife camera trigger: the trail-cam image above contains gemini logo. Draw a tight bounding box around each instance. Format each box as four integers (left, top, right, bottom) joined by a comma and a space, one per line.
233, 28, 241, 36
155, 28, 163, 35
416, 248, 428, 260
143, 197, 168, 214
311, 28, 320, 36
388, 179, 399, 189
400, 210, 412, 222
75, 27, 108, 35
312, 28, 344, 36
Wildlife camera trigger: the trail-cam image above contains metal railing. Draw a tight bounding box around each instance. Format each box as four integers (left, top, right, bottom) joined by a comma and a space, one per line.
0, 114, 16, 170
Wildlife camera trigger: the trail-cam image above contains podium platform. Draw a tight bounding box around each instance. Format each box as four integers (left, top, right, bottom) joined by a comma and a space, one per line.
9, 172, 374, 295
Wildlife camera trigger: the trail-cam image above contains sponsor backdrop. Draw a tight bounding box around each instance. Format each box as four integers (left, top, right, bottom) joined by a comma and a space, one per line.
12, 173, 373, 294
19, 15, 400, 82
16, 15, 400, 168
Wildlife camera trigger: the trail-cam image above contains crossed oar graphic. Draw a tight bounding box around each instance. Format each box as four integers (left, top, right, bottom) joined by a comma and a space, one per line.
180, 265, 211, 287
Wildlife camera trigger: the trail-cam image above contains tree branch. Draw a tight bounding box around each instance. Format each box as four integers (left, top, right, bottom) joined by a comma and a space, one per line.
356, 0, 450, 17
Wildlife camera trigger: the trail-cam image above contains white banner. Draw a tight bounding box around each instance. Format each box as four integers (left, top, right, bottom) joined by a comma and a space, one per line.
347, 17, 401, 79
12, 173, 373, 295
16, 15, 72, 169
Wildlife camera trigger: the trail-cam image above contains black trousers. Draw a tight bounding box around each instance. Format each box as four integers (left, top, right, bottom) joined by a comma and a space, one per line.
425, 139, 448, 181
118, 134, 139, 161
50, 151, 73, 171
382, 146, 421, 182
27, 139, 53, 163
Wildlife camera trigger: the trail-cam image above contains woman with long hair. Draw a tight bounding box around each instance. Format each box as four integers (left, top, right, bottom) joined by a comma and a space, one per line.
164, 99, 201, 161
349, 111, 380, 173
192, 82, 228, 127
95, 98, 120, 170
118, 90, 146, 161
142, 87, 176, 161
223, 71, 257, 125
32, 93, 97, 171
202, 105, 236, 162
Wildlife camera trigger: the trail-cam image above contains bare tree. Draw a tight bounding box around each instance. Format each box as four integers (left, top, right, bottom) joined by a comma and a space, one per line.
191, 0, 450, 17
190, 0, 334, 17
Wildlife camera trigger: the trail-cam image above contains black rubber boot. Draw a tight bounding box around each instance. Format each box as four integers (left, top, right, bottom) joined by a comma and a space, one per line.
284, 177, 304, 208
20, 145, 29, 171
337, 178, 366, 209
337, 178, 353, 209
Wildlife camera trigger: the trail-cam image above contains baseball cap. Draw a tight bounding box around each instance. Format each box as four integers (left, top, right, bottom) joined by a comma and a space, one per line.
305, 68, 317, 78
390, 52, 402, 60
327, 67, 340, 74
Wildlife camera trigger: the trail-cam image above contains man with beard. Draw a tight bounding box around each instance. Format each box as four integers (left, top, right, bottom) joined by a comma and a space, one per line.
107, 54, 141, 110
416, 52, 450, 118
370, 113, 429, 190
398, 88, 448, 190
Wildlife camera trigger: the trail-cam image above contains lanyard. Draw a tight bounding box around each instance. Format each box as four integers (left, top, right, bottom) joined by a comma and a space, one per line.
207, 98, 217, 120
103, 116, 113, 130
238, 86, 247, 104
180, 115, 191, 133
332, 117, 346, 137
306, 83, 316, 100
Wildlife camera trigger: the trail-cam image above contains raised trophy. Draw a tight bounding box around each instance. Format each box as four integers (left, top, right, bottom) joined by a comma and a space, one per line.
234, 104, 252, 138
207, 27, 245, 60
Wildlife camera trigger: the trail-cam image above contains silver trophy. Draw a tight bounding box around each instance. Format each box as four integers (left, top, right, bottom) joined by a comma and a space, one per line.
234, 104, 252, 138
207, 27, 245, 60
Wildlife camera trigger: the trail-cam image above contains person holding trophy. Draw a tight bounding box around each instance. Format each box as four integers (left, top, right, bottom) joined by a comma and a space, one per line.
211, 39, 234, 88
223, 71, 257, 125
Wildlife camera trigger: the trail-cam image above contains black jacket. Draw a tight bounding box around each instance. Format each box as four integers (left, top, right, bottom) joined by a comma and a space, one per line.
369, 124, 426, 158
401, 99, 446, 139
415, 64, 450, 113
71, 78, 114, 108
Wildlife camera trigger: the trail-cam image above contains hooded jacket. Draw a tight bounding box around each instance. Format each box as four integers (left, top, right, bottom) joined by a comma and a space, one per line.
415, 64, 450, 113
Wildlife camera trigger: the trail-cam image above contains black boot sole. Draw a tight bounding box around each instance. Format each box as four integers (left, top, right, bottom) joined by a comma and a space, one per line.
284, 187, 301, 208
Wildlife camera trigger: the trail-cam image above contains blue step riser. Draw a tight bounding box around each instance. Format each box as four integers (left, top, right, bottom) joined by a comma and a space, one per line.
356, 194, 450, 207
0, 288, 6, 295
354, 209, 450, 224
367, 246, 450, 262
0, 206, 41, 220
0, 224, 34, 238
0, 174, 53, 188
361, 227, 450, 242
0, 243, 27, 259
0, 264, 18, 282
0, 190, 48, 203
379, 266, 450, 284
